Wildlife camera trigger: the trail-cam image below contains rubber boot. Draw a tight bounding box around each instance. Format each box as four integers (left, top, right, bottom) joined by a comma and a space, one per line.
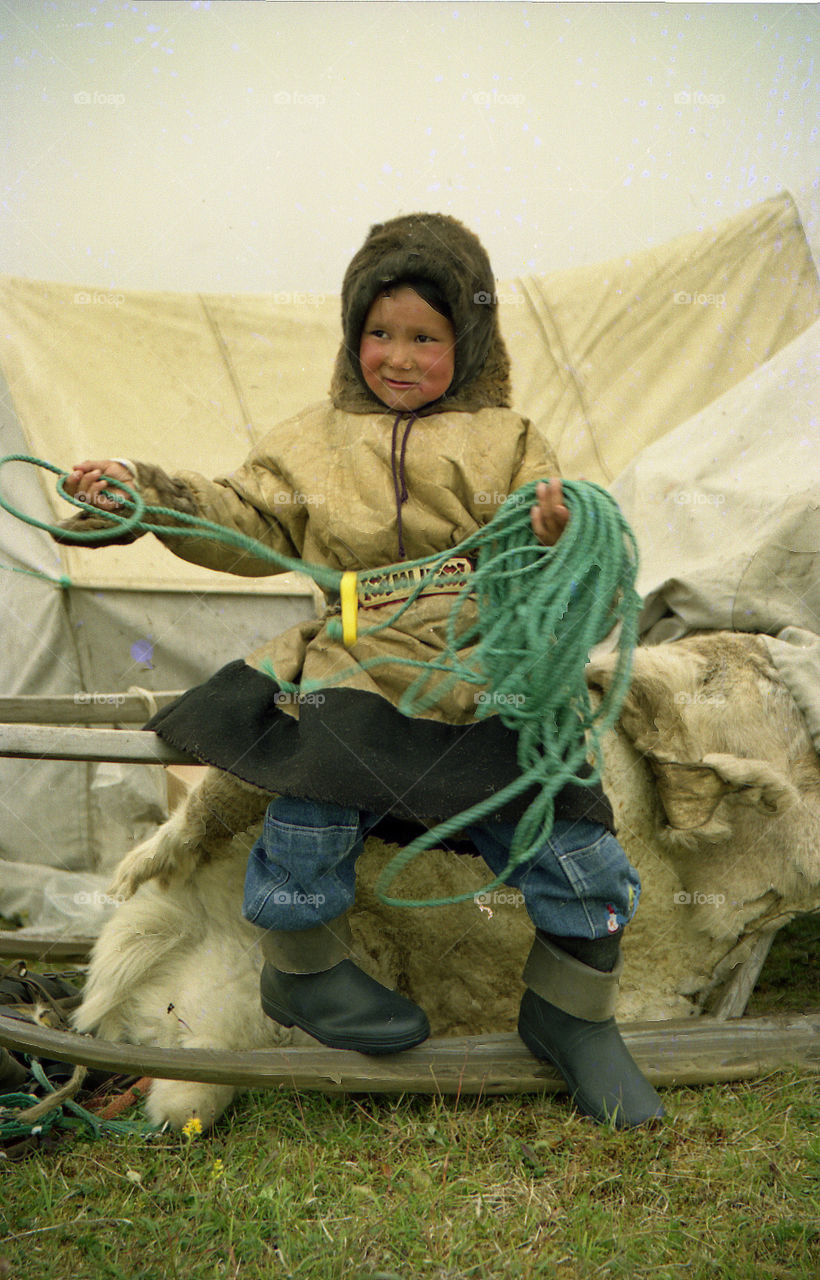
258, 914, 430, 1055
518, 929, 665, 1129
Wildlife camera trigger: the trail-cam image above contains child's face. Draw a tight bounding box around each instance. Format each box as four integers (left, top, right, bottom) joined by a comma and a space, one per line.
359, 286, 456, 412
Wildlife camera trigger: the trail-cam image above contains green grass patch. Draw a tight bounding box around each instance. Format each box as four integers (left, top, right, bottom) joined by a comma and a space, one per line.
746, 911, 820, 1017
2, 1072, 818, 1278
1, 916, 817, 1279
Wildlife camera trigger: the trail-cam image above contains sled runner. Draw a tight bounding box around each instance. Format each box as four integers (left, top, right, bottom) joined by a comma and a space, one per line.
2, 1008, 818, 1094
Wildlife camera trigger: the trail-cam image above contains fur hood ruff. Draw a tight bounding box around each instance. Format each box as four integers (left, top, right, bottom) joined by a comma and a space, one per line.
330, 212, 512, 414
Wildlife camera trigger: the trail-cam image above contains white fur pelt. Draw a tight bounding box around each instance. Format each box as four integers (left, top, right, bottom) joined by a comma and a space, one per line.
77, 855, 292, 1129
76, 840, 534, 1129
74, 632, 820, 1130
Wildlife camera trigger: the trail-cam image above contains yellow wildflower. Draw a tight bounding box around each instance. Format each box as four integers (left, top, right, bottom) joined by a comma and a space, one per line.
182, 1115, 203, 1139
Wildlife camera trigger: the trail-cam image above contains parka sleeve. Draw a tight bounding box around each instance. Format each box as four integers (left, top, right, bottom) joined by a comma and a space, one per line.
508, 418, 562, 493
130, 454, 304, 577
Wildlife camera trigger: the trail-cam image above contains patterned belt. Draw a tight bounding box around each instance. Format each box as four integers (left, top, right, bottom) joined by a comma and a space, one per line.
337, 556, 474, 648
357, 555, 473, 609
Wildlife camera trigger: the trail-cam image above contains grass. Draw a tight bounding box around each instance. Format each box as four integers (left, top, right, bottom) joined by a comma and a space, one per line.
1, 914, 818, 1280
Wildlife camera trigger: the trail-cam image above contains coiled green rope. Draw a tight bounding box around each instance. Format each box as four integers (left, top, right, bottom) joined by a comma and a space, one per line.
0, 454, 640, 908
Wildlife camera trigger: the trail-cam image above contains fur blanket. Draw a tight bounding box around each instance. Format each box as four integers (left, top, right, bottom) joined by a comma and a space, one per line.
74, 632, 820, 1129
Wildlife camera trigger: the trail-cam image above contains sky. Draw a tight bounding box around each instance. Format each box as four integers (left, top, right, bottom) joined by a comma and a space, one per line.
1, 1, 817, 292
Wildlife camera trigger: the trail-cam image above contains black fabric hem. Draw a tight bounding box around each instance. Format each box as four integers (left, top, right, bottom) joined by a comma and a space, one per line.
145, 660, 615, 834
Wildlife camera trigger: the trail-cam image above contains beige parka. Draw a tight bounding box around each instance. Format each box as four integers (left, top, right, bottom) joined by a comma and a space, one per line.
58, 215, 610, 829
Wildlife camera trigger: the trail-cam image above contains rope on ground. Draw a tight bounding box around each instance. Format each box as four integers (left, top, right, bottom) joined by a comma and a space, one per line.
0, 1059, 158, 1142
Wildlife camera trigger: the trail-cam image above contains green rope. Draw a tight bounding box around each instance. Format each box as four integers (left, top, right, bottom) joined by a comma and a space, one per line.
372, 483, 639, 906
0, 453, 640, 909
0, 563, 72, 589
0, 1060, 159, 1142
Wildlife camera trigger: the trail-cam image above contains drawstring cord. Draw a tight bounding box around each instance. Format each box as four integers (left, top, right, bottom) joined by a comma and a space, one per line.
390, 410, 418, 560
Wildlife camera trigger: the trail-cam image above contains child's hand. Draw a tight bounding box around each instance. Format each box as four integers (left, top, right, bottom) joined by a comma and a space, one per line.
64, 460, 134, 512
531, 478, 569, 546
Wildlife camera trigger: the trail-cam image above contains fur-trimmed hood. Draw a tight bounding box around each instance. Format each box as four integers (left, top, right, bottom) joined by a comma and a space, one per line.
330, 213, 512, 414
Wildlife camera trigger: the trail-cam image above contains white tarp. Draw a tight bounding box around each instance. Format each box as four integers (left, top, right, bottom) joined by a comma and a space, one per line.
611, 317, 820, 750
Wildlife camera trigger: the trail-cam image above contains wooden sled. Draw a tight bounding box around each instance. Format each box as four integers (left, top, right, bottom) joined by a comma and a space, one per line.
1, 698, 818, 1099
1, 1010, 818, 1095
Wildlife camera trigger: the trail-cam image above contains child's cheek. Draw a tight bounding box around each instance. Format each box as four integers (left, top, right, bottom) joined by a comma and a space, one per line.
359, 337, 379, 376
358, 340, 385, 400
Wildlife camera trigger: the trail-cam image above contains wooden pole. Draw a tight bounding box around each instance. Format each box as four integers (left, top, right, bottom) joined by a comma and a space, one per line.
0, 932, 96, 959
0, 724, 194, 764
0, 1013, 817, 1094
0, 692, 182, 725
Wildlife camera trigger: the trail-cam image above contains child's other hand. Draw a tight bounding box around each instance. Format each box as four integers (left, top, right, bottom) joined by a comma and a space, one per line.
64, 460, 133, 512
531, 478, 569, 546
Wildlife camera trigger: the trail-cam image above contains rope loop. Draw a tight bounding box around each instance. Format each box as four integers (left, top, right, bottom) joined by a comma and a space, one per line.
0, 454, 640, 909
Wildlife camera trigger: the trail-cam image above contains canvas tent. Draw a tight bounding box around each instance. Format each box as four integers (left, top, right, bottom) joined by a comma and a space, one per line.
1, 184, 818, 934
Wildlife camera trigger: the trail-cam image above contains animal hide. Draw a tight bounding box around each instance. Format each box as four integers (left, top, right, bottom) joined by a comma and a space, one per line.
75, 632, 820, 1129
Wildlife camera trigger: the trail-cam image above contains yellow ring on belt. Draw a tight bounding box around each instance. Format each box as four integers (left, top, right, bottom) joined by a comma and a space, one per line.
340, 571, 358, 647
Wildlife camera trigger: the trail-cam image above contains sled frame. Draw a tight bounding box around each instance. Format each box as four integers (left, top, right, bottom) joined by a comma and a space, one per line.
0, 1010, 818, 1095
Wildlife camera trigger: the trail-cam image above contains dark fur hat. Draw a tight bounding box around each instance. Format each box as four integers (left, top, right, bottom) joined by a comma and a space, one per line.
330, 212, 512, 413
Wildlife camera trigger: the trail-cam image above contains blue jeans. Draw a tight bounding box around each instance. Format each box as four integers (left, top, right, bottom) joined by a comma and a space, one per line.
242, 796, 640, 941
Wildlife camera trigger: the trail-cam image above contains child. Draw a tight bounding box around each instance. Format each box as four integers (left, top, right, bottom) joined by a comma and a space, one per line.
63, 213, 663, 1128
